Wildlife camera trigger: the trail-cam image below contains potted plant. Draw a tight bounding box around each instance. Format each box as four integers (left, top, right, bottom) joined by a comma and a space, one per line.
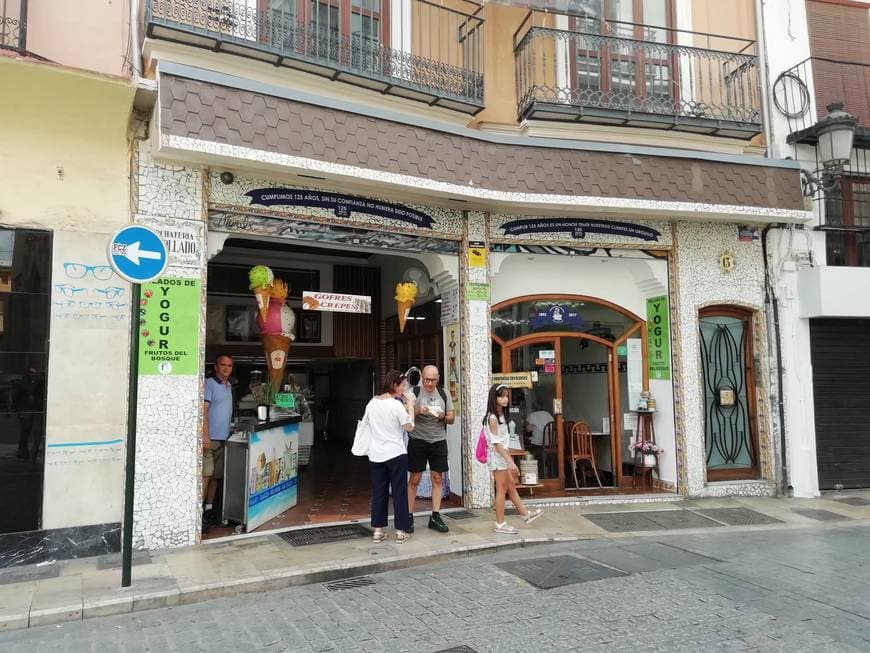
629, 440, 663, 468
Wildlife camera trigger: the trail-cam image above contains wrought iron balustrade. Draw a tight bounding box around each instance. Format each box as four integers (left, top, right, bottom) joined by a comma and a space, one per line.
774, 57, 870, 138
147, 0, 485, 113
513, 11, 760, 137
0, 0, 26, 52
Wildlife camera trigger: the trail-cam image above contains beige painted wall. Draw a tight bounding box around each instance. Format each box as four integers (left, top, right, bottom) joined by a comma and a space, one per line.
0, 58, 135, 528
25, 0, 130, 76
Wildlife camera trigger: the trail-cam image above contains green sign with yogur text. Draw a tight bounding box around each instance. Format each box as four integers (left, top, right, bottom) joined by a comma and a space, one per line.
138, 277, 201, 376
646, 295, 670, 380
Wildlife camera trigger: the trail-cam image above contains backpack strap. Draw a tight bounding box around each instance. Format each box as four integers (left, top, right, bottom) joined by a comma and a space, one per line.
414, 384, 448, 408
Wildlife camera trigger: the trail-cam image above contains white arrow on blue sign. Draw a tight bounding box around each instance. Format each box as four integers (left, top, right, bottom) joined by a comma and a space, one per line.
107, 225, 169, 284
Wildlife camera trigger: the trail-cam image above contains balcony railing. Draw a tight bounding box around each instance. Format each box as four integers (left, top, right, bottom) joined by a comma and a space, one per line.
774, 57, 870, 139
147, 0, 485, 114
514, 11, 761, 138
0, 0, 27, 52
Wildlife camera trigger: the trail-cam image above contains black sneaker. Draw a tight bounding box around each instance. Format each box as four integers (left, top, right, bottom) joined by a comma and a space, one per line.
406, 515, 415, 534
428, 513, 449, 533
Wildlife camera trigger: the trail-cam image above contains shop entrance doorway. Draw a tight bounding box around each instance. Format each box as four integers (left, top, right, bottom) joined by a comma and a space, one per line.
202, 236, 461, 539
491, 294, 648, 493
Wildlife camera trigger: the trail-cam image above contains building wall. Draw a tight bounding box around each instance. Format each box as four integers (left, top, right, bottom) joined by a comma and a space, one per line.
673, 221, 776, 497
0, 58, 136, 530
25, 0, 130, 76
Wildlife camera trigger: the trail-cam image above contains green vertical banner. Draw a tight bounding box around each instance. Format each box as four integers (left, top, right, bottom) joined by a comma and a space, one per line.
138, 278, 201, 375
646, 295, 671, 380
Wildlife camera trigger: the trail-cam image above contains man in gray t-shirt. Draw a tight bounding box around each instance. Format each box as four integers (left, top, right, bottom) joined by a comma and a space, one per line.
407, 365, 455, 533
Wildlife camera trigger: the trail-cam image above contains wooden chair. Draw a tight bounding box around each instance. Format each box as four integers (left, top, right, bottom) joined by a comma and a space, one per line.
568, 421, 603, 489
541, 421, 557, 477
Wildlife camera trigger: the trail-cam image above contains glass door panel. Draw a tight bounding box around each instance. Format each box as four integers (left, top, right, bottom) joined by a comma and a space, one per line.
560, 337, 614, 487
508, 341, 559, 482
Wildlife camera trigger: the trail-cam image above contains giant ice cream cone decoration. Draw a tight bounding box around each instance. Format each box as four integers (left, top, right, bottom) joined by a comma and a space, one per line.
249, 265, 274, 322
395, 282, 418, 333
249, 266, 295, 392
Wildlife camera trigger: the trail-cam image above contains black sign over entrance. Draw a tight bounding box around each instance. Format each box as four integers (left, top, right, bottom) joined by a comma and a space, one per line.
245, 188, 435, 229
500, 218, 661, 242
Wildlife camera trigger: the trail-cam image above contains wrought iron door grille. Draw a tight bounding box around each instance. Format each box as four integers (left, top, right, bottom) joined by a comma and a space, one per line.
699, 315, 756, 472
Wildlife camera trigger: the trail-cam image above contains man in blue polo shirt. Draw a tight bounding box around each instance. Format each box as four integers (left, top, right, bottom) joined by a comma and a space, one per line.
202, 354, 234, 529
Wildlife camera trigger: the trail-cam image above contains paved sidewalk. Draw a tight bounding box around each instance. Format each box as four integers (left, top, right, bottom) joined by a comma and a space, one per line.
1, 491, 869, 633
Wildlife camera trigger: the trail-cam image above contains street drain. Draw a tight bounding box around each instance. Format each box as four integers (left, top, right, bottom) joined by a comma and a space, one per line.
583, 510, 722, 532
278, 524, 372, 547
322, 576, 376, 592
434, 647, 477, 652
695, 508, 784, 526
496, 555, 626, 589
833, 497, 870, 506
792, 508, 848, 521
444, 510, 478, 520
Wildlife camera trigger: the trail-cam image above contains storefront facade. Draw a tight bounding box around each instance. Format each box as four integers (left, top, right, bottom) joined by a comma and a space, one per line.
119, 59, 811, 549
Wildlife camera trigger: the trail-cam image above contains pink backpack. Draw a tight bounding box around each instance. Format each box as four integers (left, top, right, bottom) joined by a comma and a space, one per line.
475, 425, 488, 464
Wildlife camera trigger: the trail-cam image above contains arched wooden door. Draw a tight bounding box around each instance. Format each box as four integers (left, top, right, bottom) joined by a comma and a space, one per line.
492, 295, 647, 491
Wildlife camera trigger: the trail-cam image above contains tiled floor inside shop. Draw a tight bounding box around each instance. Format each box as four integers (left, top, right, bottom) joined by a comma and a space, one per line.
204, 440, 452, 539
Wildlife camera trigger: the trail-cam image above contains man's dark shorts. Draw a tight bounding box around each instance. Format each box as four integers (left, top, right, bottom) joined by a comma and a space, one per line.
407, 438, 449, 474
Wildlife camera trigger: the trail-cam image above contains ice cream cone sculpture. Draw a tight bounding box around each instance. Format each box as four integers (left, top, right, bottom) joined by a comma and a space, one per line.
395, 281, 418, 333
249, 266, 296, 391
249, 265, 274, 322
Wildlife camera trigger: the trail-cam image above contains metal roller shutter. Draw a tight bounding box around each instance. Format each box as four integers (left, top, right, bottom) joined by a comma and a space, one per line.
810, 318, 870, 489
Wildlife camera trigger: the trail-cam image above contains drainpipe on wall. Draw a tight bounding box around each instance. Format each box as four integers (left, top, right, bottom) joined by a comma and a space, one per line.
129, 0, 142, 76
761, 224, 790, 495
755, 0, 775, 158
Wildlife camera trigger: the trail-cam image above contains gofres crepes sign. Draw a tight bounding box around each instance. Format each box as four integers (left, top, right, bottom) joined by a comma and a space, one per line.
302, 291, 372, 314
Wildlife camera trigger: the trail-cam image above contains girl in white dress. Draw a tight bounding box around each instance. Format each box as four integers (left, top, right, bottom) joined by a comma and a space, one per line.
485, 384, 543, 534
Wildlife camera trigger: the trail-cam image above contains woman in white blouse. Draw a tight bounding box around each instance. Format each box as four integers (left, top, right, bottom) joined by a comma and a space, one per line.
366, 370, 416, 544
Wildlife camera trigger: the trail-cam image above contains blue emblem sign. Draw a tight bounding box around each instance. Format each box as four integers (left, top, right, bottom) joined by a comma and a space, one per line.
107, 225, 169, 284
529, 304, 585, 331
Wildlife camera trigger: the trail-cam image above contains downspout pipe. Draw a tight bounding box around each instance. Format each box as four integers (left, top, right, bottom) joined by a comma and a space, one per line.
761, 224, 789, 494
129, 0, 142, 76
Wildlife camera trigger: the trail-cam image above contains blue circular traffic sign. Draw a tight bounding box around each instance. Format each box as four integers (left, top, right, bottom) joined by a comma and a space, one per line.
107, 225, 169, 284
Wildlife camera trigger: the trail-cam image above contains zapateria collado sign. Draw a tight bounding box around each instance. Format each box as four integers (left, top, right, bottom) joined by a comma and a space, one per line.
245, 188, 435, 229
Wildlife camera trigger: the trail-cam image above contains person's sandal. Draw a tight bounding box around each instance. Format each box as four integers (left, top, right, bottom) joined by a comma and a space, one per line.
395, 530, 410, 544
522, 508, 543, 525
372, 528, 385, 544
494, 522, 518, 534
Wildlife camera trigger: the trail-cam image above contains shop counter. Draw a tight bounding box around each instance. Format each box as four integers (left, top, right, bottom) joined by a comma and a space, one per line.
223, 415, 301, 532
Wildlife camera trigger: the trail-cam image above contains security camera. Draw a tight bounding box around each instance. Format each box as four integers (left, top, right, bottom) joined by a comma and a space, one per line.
219, 171, 234, 185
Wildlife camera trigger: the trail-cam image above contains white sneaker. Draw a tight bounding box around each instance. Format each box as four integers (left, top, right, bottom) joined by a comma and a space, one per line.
494, 522, 518, 534
522, 509, 543, 525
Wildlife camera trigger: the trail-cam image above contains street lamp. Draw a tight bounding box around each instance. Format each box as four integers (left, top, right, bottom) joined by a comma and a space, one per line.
801, 101, 858, 196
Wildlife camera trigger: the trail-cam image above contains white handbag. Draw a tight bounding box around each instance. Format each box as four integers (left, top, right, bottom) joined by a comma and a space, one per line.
351, 408, 371, 457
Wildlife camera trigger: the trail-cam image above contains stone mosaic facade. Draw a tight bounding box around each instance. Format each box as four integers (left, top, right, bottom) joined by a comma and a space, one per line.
672, 221, 776, 497
132, 143, 208, 549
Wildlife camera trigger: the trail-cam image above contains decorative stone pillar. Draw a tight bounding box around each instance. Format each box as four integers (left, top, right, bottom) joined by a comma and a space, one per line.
461, 211, 493, 509
130, 143, 208, 549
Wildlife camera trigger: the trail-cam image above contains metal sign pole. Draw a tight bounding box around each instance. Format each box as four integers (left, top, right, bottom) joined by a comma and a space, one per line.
122, 282, 142, 588
107, 224, 168, 589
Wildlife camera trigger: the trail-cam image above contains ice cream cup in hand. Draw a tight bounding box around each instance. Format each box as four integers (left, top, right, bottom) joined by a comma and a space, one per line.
428, 405, 443, 418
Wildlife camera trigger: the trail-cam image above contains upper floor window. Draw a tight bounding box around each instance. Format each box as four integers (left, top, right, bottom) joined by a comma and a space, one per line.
825, 176, 870, 267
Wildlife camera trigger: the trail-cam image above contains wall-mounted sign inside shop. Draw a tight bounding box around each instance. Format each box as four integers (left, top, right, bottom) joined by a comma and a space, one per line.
246, 189, 435, 229
491, 372, 533, 389
138, 278, 201, 375
302, 291, 371, 314
529, 304, 585, 330
646, 295, 670, 380
500, 218, 661, 242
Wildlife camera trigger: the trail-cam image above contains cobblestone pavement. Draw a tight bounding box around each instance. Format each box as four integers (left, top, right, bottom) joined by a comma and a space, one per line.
4, 524, 870, 652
